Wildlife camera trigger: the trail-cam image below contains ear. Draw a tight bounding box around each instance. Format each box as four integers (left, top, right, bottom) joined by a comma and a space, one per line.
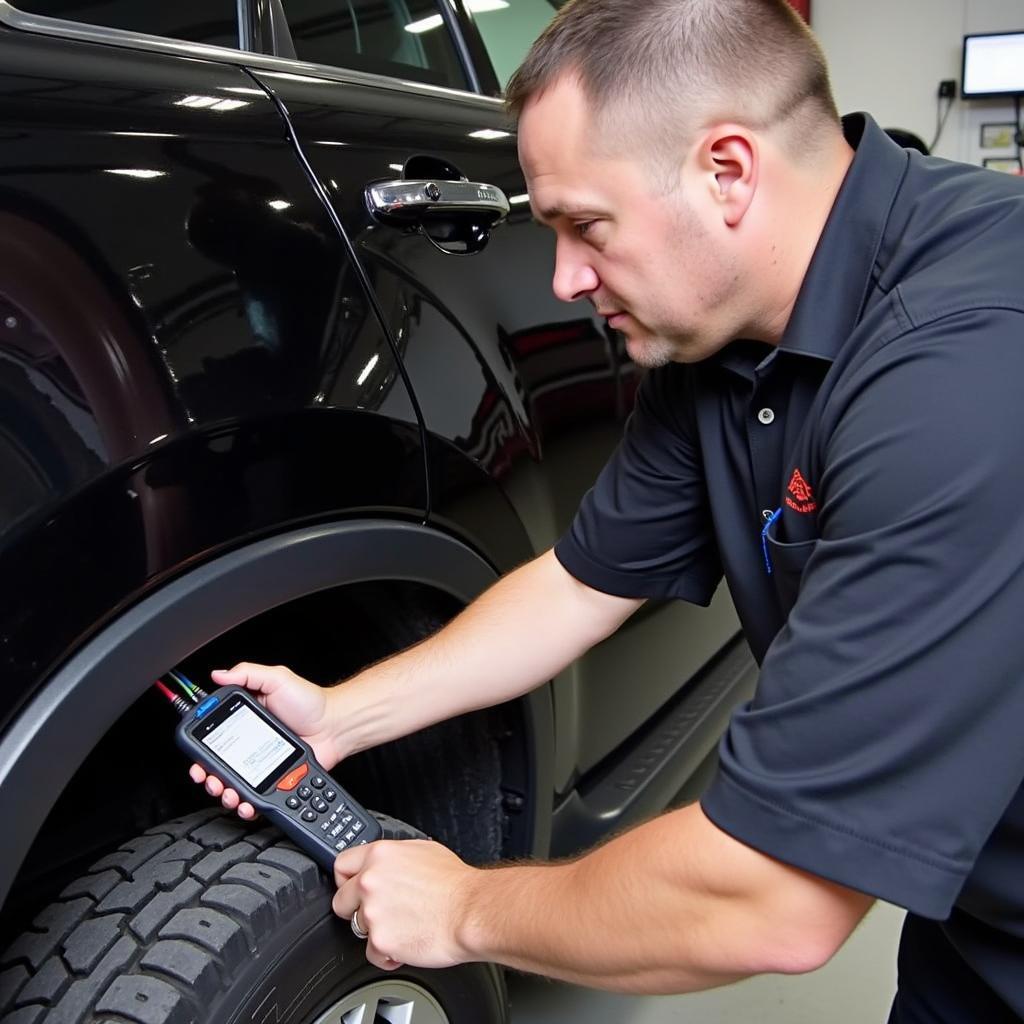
698, 127, 758, 228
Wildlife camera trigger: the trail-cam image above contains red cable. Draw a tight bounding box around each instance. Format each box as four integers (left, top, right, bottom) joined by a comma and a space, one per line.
154, 679, 177, 702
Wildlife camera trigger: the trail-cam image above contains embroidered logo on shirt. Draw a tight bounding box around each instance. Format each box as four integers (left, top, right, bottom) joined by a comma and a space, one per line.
785, 468, 817, 514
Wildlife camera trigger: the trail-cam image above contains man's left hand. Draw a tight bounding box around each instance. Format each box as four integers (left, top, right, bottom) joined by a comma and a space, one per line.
333, 839, 479, 971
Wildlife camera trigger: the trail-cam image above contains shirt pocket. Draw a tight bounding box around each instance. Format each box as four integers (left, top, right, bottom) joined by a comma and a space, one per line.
764, 528, 817, 610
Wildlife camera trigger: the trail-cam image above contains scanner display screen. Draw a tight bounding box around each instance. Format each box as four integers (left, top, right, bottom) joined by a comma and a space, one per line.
202, 702, 298, 789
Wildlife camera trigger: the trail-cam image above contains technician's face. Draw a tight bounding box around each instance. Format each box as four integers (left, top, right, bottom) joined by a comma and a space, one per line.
518, 76, 739, 367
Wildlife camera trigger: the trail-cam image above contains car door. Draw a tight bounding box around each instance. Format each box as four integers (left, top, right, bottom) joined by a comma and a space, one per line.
244, 0, 742, 789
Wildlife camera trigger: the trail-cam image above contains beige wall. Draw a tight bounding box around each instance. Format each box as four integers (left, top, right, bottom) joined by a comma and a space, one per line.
813, 0, 1022, 166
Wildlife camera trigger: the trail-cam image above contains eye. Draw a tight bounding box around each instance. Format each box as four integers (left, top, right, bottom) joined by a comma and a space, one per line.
574, 221, 595, 238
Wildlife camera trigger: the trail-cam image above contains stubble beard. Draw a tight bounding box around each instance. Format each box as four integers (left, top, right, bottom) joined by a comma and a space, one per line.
607, 299, 684, 368
624, 331, 678, 368
625, 192, 741, 367
608, 195, 740, 369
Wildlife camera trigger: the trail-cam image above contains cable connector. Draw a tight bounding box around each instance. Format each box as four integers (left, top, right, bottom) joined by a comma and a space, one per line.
169, 669, 210, 702
170, 694, 192, 716
155, 679, 195, 717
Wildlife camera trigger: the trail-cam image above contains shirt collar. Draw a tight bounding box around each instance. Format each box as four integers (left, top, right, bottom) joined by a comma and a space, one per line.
713, 340, 775, 382
711, 113, 908, 381
776, 112, 909, 363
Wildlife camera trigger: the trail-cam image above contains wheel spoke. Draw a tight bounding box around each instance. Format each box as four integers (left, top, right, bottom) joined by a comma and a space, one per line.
315, 980, 449, 1024
377, 998, 414, 1023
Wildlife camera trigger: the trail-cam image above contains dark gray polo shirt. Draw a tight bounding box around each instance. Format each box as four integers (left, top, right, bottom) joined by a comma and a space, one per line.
554, 114, 1024, 1019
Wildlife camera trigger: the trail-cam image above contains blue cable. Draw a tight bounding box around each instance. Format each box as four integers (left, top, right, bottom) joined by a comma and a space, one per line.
169, 667, 209, 700
167, 669, 196, 694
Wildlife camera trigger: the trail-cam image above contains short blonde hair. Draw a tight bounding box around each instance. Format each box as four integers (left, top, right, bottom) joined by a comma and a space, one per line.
507, 0, 840, 167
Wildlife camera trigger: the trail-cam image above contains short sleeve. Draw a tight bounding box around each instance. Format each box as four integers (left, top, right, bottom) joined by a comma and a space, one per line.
702, 309, 1024, 919
554, 364, 722, 604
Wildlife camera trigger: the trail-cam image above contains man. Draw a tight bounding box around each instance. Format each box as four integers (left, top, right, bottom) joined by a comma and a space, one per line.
193, 0, 1024, 1018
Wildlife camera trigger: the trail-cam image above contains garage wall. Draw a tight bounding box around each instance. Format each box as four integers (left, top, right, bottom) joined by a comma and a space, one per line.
812, 0, 1021, 166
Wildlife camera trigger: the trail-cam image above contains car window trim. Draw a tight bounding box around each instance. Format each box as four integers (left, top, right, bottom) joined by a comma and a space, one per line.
255, 0, 480, 95
0, 0, 504, 110
437, 0, 481, 94
450, 0, 501, 96
258, 0, 297, 60
239, 0, 259, 51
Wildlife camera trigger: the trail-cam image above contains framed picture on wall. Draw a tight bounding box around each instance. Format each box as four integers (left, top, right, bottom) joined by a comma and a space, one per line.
788, 0, 811, 22
983, 157, 1022, 174
980, 123, 1017, 149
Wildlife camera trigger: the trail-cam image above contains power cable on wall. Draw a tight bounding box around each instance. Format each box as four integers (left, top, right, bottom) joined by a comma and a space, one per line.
930, 91, 955, 153
1016, 95, 1023, 171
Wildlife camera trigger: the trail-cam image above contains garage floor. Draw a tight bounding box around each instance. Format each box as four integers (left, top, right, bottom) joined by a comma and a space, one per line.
507, 902, 905, 1023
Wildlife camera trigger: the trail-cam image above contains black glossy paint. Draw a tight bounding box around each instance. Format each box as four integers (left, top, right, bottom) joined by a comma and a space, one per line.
0, 28, 426, 720
251, 71, 637, 513
0, 411, 426, 729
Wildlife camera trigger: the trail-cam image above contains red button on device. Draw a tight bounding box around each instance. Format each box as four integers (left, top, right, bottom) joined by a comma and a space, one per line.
276, 763, 309, 791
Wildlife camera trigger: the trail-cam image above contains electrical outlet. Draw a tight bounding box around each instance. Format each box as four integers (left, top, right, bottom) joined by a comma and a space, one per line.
938, 79, 957, 99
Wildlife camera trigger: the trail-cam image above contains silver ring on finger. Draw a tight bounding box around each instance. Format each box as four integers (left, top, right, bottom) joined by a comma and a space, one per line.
351, 907, 368, 941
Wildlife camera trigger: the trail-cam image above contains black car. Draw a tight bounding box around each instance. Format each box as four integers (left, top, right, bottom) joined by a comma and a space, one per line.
0, 2, 754, 1022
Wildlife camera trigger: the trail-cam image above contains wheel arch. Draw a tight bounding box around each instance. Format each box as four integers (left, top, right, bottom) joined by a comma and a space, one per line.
0, 519, 555, 910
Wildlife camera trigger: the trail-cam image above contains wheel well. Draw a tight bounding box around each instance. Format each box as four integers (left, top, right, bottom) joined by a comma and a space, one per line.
175, 579, 532, 868
0, 522, 549, 944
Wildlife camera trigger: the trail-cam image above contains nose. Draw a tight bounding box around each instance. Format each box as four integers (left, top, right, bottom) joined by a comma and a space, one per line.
551, 238, 599, 303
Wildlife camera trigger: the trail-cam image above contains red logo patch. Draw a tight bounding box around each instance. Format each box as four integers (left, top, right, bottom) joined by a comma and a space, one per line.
785, 468, 817, 514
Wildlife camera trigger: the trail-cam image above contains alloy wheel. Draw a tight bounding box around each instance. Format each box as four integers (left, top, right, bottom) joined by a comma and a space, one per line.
311, 978, 451, 1024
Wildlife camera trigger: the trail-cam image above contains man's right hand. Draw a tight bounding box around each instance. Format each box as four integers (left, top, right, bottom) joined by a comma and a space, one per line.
189, 662, 342, 820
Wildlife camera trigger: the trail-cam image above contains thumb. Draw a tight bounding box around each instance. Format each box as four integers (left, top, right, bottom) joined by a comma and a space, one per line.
210, 662, 295, 697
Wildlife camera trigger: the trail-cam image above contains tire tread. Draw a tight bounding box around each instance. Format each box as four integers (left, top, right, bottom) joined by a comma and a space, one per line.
0, 810, 483, 1024
0, 811, 329, 1024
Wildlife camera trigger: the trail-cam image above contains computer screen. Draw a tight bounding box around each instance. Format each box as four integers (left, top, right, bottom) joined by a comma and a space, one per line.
962, 31, 1024, 98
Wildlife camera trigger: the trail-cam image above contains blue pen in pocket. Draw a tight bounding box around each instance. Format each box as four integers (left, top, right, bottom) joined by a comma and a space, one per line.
761, 507, 782, 575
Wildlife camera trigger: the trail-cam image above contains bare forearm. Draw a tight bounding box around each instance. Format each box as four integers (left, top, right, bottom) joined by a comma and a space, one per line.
329, 549, 640, 756
455, 804, 873, 993
458, 859, 748, 993
458, 810, 758, 993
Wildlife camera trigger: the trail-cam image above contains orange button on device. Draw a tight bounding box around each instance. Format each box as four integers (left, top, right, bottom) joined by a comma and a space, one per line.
276, 762, 309, 791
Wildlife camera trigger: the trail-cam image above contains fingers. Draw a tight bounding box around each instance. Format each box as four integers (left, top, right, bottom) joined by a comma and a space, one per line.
334, 845, 372, 887
203, 774, 237, 810
332, 878, 359, 921
366, 944, 402, 972
213, 783, 244, 813
332, 883, 401, 971
189, 765, 258, 819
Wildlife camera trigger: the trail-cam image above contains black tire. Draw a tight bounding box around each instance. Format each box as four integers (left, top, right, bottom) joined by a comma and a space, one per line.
0, 809, 507, 1024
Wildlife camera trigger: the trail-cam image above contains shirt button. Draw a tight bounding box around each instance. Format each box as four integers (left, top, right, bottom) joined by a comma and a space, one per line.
757, 408, 775, 425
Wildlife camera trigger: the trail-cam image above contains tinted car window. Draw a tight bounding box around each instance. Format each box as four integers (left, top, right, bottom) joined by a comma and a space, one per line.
11, 0, 239, 48
282, 0, 467, 90
471, 0, 558, 90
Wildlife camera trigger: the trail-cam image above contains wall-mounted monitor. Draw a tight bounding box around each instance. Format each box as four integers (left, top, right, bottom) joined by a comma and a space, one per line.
962, 31, 1024, 98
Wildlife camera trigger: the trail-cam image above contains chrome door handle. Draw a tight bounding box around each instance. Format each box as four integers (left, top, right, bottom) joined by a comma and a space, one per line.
365, 178, 511, 227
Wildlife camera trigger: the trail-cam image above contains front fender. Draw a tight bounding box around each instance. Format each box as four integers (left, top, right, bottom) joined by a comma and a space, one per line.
0, 518, 555, 908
